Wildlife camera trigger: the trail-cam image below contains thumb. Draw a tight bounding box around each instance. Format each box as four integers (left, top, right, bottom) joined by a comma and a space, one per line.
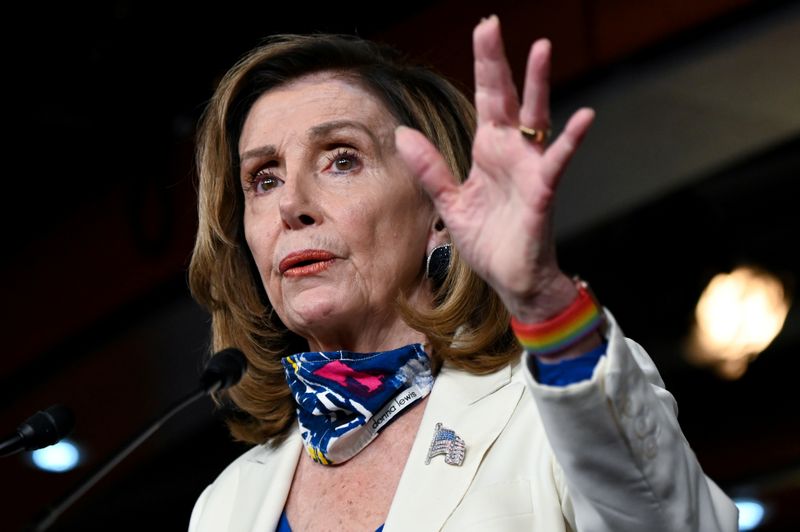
394, 125, 460, 211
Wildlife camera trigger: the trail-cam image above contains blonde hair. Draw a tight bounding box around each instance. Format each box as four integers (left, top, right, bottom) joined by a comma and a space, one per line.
189, 34, 520, 445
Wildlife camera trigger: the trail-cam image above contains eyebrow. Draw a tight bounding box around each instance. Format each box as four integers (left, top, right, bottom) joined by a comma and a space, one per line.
239, 144, 279, 162
239, 119, 384, 162
309, 119, 381, 147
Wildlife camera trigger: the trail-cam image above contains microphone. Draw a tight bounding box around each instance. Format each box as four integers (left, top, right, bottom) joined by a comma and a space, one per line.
1, 404, 75, 457
27, 348, 246, 532
199, 347, 248, 393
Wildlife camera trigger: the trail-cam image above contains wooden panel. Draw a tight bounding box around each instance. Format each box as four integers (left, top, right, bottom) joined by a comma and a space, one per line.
1, 141, 197, 377
373, 0, 593, 95
587, 0, 757, 63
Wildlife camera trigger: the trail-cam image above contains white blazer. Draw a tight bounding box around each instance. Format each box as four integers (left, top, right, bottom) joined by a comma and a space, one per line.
189, 311, 738, 531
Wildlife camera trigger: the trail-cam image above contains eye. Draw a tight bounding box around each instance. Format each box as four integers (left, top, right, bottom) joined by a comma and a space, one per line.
247, 168, 283, 195
326, 149, 362, 175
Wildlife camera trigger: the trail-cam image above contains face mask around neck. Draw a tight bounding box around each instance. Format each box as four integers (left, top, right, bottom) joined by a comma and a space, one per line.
282, 343, 434, 465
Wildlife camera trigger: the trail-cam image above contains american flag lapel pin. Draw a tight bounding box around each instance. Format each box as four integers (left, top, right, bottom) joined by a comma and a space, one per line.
425, 422, 466, 466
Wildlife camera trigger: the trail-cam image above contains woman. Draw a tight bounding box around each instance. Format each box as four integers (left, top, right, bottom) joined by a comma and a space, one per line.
188, 15, 737, 532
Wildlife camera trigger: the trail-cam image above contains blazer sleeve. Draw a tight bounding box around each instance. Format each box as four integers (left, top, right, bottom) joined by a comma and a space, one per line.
188, 484, 211, 532
523, 309, 739, 532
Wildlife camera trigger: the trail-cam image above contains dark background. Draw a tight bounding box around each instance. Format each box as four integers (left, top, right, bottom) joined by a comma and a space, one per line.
2, 1, 798, 530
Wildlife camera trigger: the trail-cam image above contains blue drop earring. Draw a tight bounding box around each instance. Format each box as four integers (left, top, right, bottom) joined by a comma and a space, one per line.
426, 243, 452, 287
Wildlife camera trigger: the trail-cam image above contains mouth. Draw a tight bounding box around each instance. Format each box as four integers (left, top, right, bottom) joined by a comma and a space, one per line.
279, 249, 337, 277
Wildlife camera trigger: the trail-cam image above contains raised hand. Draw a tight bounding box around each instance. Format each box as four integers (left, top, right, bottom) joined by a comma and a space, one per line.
395, 15, 594, 322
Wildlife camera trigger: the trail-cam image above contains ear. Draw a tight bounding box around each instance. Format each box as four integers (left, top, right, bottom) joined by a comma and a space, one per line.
426, 216, 450, 256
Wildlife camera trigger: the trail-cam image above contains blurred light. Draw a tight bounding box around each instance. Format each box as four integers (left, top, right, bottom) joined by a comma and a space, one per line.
686, 266, 790, 379
31, 439, 80, 473
735, 498, 765, 530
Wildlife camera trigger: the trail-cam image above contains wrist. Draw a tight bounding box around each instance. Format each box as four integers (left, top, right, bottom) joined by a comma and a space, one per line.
510, 276, 606, 358
508, 272, 579, 323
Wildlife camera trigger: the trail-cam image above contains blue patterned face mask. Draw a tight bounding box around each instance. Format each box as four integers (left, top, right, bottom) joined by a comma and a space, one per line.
282, 343, 434, 465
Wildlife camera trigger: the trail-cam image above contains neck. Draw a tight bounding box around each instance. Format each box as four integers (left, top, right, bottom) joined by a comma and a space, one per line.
304, 316, 427, 353
295, 282, 434, 353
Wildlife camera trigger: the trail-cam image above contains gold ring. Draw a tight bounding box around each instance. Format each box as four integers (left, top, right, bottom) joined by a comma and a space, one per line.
519, 125, 552, 144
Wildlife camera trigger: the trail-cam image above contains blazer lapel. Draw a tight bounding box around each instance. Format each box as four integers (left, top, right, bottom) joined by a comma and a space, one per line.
384, 362, 524, 531
229, 434, 302, 532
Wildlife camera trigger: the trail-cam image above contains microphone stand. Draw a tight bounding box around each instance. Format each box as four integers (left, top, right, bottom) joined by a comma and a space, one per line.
27, 387, 209, 532
25, 347, 244, 531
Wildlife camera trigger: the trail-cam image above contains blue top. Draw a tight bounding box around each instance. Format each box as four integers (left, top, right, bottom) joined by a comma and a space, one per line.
277, 510, 384, 531
532, 343, 608, 386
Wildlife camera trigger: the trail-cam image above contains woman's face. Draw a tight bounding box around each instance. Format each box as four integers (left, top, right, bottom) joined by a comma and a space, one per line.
238, 73, 438, 351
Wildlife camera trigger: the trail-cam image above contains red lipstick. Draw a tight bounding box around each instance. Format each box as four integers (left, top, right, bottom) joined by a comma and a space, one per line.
279, 250, 336, 277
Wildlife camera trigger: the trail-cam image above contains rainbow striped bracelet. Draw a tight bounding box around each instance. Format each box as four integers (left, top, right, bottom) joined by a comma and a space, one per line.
511, 278, 605, 357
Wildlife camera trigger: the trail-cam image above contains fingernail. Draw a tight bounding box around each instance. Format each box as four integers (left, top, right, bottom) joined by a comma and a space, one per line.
395, 125, 414, 144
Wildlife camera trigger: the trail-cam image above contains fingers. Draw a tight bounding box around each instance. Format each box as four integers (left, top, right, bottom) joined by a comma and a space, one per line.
394, 125, 460, 212
519, 39, 552, 139
542, 108, 595, 189
474, 15, 520, 126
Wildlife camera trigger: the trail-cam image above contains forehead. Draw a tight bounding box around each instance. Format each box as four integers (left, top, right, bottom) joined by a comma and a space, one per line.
239, 73, 396, 149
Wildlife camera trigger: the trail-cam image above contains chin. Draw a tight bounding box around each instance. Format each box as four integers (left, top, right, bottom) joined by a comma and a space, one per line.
281, 291, 357, 334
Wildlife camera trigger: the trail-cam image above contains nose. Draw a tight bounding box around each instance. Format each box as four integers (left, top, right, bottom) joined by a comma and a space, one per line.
278, 171, 320, 230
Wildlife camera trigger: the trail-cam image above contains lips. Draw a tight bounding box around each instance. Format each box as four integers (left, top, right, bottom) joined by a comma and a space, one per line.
279, 249, 336, 277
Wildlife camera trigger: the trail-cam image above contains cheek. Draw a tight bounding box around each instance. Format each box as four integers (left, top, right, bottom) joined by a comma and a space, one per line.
244, 210, 277, 283
350, 197, 430, 277
344, 200, 375, 238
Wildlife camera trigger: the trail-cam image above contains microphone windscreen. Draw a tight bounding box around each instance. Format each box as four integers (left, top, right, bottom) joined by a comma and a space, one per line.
19, 404, 75, 451
200, 348, 247, 393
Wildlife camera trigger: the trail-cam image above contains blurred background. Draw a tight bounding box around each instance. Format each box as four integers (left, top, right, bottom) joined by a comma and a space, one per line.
2, 0, 798, 530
